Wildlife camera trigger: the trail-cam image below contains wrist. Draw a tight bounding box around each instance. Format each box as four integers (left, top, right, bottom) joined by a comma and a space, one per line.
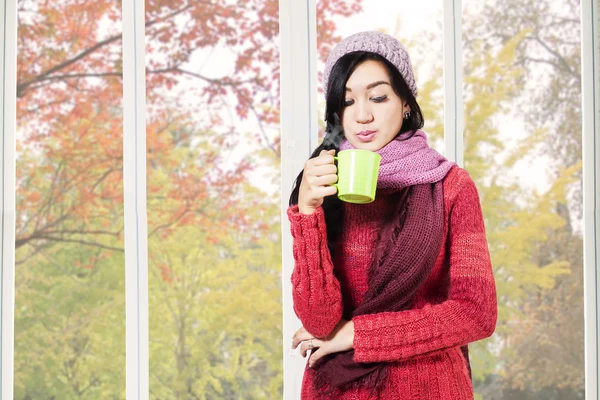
298, 204, 317, 215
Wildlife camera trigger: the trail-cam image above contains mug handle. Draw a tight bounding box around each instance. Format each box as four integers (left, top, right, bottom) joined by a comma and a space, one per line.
331, 156, 339, 191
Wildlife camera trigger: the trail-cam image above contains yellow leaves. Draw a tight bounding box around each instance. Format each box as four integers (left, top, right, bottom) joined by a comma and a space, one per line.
545, 161, 581, 199
417, 66, 444, 144
504, 127, 548, 167
148, 219, 282, 398
464, 31, 528, 152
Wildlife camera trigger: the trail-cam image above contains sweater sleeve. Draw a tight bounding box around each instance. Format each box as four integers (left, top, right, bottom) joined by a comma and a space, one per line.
352, 170, 497, 363
287, 205, 343, 338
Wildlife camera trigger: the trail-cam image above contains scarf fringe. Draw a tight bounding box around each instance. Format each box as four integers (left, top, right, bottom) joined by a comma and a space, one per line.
313, 363, 390, 398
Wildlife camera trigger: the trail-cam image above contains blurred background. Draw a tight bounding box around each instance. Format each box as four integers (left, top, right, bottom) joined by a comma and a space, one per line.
10, 0, 594, 398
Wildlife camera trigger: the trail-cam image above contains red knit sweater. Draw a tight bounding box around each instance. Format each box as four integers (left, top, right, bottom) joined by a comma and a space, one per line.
287, 166, 497, 400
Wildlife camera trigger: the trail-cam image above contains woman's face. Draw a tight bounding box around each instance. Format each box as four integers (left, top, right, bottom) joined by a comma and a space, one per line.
341, 60, 410, 152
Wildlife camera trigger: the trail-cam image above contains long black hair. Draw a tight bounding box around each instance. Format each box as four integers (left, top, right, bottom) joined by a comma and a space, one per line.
288, 51, 424, 248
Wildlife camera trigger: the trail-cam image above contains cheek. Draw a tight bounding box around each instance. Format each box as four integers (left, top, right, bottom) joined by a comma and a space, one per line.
379, 107, 403, 130
341, 111, 351, 132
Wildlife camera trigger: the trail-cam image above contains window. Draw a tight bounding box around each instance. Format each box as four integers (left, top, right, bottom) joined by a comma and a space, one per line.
0, 0, 598, 399
463, 0, 584, 398
144, 3, 283, 398
14, 1, 126, 397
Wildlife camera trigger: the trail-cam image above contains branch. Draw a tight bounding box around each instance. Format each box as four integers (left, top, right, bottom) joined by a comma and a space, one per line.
520, 56, 565, 71
175, 67, 278, 155
231, 86, 278, 156
26, 236, 124, 252
42, 229, 121, 237
15, 240, 53, 265
17, 3, 194, 97
23, 159, 67, 236
77, 376, 100, 397
19, 162, 118, 246
148, 203, 205, 238
173, 67, 259, 87
28, 71, 122, 85
527, 35, 579, 81
20, 98, 69, 116
17, 33, 123, 97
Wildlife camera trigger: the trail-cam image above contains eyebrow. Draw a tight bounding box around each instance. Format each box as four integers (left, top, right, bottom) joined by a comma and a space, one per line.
346, 81, 390, 92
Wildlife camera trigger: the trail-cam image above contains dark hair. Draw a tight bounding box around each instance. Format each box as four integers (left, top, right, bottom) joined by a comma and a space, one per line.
289, 51, 424, 248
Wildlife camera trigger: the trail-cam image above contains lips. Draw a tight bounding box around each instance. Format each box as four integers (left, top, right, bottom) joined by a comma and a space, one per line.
356, 130, 376, 142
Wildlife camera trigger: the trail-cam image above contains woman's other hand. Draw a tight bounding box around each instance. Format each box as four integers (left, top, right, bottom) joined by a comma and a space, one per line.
292, 319, 355, 368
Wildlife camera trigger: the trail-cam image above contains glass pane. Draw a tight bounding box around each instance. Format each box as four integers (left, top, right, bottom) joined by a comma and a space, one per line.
145, 3, 282, 398
14, 1, 125, 398
316, 0, 445, 153
462, 0, 584, 399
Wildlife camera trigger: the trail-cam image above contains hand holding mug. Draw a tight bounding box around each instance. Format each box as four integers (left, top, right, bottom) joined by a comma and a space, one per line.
298, 150, 338, 215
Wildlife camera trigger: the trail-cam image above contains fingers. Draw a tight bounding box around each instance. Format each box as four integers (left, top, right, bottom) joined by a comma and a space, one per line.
308, 350, 324, 368
316, 185, 338, 198
304, 160, 337, 191
308, 163, 338, 177
298, 149, 339, 212
300, 338, 322, 358
308, 346, 326, 368
310, 150, 336, 167
303, 167, 337, 195
291, 327, 311, 350
306, 173, 338, 188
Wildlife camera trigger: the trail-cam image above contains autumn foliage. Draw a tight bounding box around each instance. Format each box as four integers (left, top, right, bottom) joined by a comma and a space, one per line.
13, 0, 362, 398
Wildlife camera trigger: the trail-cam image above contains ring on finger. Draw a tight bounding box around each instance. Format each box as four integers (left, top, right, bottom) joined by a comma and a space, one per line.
308, 338, 314, 350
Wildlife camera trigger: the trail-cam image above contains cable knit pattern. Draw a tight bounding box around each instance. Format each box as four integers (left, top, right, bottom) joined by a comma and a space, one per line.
323, 31, 418, 98
287, 166, 497, 400
340, 130, 455, 189
288, 206, 344, 338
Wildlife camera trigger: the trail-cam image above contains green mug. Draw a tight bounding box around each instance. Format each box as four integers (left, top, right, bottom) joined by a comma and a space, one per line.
333, 149, 381, 204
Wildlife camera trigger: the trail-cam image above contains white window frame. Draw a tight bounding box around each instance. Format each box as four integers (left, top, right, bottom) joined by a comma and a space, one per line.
582, 0, 600, 398
444, 0, 464, 166
122, 0, 149, 398
279, 0, 319, 398
0, 0, 16, 398
0, 0, 598, 398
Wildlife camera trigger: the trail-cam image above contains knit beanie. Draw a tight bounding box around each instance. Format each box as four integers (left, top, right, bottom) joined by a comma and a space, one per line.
323, 31, 418, 98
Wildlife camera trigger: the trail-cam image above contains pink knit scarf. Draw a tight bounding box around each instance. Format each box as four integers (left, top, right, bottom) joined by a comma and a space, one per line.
340, 130, 454, 189
313, 130, 455, 394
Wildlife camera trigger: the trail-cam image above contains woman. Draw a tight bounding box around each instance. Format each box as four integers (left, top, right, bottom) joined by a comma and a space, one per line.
288, 30, 497, 399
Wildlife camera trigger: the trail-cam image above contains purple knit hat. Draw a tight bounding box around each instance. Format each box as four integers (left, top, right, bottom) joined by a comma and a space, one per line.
323, 31, 418, 98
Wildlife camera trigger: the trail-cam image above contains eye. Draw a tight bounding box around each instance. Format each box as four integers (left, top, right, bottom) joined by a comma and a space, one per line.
371, 95, 388, 103
344, 99, 354, 107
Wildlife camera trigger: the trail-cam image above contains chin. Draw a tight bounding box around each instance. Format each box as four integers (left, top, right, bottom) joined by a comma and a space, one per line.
347, 139, 370, 149
355, 142, 383, 152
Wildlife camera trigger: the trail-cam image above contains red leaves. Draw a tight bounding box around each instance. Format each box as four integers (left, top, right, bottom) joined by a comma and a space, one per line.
14, 0, 365, 255
159, 264, 174, 283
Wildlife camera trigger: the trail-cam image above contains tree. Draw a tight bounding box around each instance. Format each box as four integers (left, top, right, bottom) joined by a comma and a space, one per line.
14, 0, 363, 397
461, 0, 584, 397
465, 0, 582, 212
148, 186, 282, 399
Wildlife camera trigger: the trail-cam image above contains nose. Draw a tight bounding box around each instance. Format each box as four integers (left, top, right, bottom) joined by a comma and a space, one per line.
354, 100, 373, 124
